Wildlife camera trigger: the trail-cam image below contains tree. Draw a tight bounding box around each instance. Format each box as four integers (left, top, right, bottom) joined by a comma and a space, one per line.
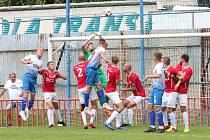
0, 0, 121, 7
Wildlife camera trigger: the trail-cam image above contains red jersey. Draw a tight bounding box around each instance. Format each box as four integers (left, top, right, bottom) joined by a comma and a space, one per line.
73, 61, 88, 89
127, 72, 145, 97
176, 64, 193, 94
41, 69, 61, 92
164, 66, 179, 93
105, 64, 120, 93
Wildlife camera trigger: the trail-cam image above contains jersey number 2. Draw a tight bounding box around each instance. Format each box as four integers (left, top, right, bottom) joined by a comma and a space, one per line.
77, 68, 83, 77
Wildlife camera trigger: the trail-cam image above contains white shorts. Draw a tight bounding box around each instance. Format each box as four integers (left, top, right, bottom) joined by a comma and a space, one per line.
43, 92, 58, 103
177, 93, 187, 107
162, 92, 178, 108
126, 95, 145, 104
6, 102, 21, 110
78, 87, 97, 104
106, 91, 121, 105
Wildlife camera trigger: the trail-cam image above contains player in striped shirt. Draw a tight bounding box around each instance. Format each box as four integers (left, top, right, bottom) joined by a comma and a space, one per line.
19, 47, 44, 121
144, 52, 165, 133
83, 35, 112, 114
81, 34, 110, 114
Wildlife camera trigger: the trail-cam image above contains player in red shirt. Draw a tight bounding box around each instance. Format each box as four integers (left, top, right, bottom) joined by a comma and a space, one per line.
174, 54, 193, 133
121, 63, 146, 104
40, 61, 67, 128
161, 57, 184, 132
104, 56, 126, 130
73, 53, 97, 129
105, 63, 146, 130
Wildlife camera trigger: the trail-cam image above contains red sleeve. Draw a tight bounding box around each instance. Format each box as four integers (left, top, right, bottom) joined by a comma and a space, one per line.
56, 73, 62, 78
172, 67, 179, 75
176, 64, 182, 70
41, 69, 47, 75
184, 68, 193, 81
130, 74, 138, 87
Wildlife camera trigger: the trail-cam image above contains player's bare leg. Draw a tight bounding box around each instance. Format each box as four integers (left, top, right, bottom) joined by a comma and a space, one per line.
121, 108, 130, 126
46, 100, 55, 128
53, 102, 66, 126
105, 101, 125, 130
89, 100, 97, 128
105, 99, 135, 130
124, 100, 136, 127
180, 106, 190, 132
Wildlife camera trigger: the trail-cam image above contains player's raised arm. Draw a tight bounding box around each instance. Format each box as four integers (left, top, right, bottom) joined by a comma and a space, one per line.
20, 56, 32, 64
145, 52, 163, 81
38, 68, 44, 75
145, 73, 161, 80
81, 34, 96, 52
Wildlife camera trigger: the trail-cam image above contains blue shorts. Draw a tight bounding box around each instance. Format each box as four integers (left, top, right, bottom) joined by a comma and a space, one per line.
22, 73, 37, 94
85, 67, 100, 87
148, 87, 164, 106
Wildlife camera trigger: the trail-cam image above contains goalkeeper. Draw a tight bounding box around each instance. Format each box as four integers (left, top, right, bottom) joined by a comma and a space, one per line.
81, 34, 110, 110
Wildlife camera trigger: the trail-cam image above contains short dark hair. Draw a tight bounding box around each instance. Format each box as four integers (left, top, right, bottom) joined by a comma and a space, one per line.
112, 56, 119, 64
87, 42, 93, 49
99, 38, 108, 47
47, 61, 54, 66
181, 54, 189, 63
154, 52, 162, 61
162, 57, 170, 65
99, 38, 106, 42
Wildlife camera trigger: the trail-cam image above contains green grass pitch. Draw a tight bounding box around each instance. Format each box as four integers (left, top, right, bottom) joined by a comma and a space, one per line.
0, 125, 210, 140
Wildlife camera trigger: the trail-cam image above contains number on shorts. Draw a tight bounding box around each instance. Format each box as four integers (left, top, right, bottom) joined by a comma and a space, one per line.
77, 68, 83, 77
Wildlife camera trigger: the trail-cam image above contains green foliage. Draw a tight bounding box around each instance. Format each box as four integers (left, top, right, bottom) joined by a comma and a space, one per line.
0, 0, 121, 7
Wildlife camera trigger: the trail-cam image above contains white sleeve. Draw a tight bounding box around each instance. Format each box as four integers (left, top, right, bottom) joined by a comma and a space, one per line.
156, 64, 163, 74
24, 54, 32, 60
3, 81, 9, 89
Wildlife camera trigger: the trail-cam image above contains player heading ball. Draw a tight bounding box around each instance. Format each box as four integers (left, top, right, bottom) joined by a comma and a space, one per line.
84, 34, 112, 115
